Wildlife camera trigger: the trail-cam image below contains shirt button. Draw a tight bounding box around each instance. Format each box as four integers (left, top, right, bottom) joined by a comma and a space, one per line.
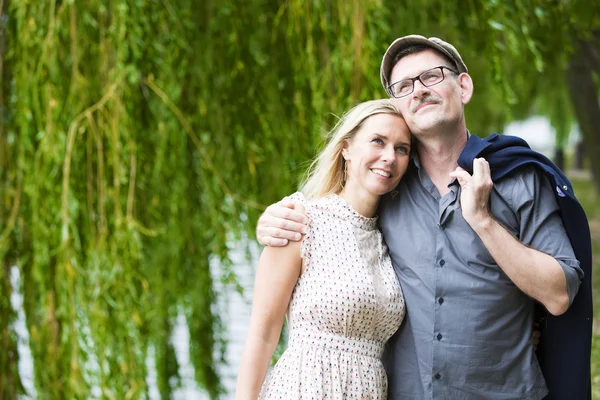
439, 259, 445, 266
435, 373, 441, 380
438, 297, 444, 305
436, 333, 443, 341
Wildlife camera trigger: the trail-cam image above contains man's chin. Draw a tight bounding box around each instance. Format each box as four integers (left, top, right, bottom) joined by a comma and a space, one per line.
408, 118, 443, 135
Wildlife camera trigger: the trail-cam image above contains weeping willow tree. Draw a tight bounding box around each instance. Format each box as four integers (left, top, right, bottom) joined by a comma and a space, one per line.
1, 1, 599, 399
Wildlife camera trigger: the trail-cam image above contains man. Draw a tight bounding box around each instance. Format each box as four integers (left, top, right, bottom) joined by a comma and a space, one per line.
257, 35, 588, 399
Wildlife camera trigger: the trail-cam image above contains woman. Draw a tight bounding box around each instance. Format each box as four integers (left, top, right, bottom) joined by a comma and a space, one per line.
236, 99, 412, 399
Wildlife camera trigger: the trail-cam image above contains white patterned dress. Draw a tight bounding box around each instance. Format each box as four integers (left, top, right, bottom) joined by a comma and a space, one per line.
259, 194, 405, 399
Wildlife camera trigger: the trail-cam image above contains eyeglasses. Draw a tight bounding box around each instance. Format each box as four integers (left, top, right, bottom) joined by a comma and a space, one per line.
387, 66, 458, 98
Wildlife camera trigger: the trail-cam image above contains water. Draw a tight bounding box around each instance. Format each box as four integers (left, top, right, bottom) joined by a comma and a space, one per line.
10, 266, 36, 399
10, 241, 259, 399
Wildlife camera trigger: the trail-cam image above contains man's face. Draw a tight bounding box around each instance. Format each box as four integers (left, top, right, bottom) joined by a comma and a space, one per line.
389, 49, 467, 136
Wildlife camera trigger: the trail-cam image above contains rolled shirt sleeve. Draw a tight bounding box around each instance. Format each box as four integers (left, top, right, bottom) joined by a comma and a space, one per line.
505, 165, 583, 305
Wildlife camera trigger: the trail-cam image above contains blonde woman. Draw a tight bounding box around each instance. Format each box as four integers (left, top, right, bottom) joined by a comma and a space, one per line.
236, 100, 411, 399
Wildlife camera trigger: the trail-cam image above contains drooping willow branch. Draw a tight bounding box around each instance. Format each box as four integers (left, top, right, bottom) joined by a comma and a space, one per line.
143, 77, 267, 211
61, 77, 123, 244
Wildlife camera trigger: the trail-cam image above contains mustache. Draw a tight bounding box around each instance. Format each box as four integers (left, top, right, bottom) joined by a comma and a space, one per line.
410, 94, 442, 113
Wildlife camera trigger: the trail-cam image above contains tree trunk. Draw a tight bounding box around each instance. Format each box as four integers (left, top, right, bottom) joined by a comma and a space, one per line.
565, 38, 600, 190
554, 147, 565, 171
575, 139, 586, 170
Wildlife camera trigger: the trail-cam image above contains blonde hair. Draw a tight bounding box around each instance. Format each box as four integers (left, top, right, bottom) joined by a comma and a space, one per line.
301, 99, 403, 200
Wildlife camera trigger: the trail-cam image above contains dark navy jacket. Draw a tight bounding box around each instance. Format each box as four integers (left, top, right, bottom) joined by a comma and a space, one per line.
458, 133, 592, 400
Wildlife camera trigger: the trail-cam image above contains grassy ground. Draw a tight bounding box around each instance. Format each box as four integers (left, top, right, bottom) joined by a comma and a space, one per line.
570, 177, 600, 399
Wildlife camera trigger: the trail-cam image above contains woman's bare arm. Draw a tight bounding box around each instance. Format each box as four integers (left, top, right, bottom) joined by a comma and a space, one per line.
235, 239, 303, 398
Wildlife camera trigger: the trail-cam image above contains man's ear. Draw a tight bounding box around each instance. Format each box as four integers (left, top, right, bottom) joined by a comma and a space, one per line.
458, 73, 474, 105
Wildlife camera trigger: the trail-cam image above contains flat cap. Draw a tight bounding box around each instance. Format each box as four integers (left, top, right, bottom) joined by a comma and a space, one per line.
380, 35, 468, 92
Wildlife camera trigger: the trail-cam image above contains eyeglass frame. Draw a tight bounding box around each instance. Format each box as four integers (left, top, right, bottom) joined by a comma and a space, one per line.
386, 66, 459, 99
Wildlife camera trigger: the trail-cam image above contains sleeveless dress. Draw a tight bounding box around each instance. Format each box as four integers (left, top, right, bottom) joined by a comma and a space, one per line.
259, 194, 405, 399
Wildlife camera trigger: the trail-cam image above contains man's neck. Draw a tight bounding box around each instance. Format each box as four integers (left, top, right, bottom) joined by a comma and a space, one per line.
415, 128, 469, 196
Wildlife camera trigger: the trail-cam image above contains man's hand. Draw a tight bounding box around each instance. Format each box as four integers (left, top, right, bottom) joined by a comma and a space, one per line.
451, 158, 571, 316
257, 199, 308, 247
449, 157, 494, 230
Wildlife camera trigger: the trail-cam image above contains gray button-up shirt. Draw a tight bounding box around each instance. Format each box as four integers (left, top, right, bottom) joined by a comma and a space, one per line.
379, 155, 583, 400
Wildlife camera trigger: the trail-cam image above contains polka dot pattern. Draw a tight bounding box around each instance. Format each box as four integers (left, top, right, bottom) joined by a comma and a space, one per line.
259, 194, 405, 399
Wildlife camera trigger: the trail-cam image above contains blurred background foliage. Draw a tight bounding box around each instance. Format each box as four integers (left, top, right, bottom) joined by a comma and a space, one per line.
0, 0, 599, 399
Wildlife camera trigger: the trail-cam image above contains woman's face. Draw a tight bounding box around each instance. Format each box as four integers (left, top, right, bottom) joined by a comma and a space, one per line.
343, 113, 411, 198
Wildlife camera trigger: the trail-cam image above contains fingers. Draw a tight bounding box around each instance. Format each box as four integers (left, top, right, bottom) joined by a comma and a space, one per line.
257, 225, 302, 242
472, 158, 492, 181
295, 203, 306, 214
449, 159, 493, 189
279, 198, 296, 209
449, 168, 471, 180
259, 212, 306, 234
483, 158, 491, 177
258, 235, 289, 247
256, 199, 309, 246
472, 157, 483, 178
265, 203, 308, 225
449, 167, 472, 186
